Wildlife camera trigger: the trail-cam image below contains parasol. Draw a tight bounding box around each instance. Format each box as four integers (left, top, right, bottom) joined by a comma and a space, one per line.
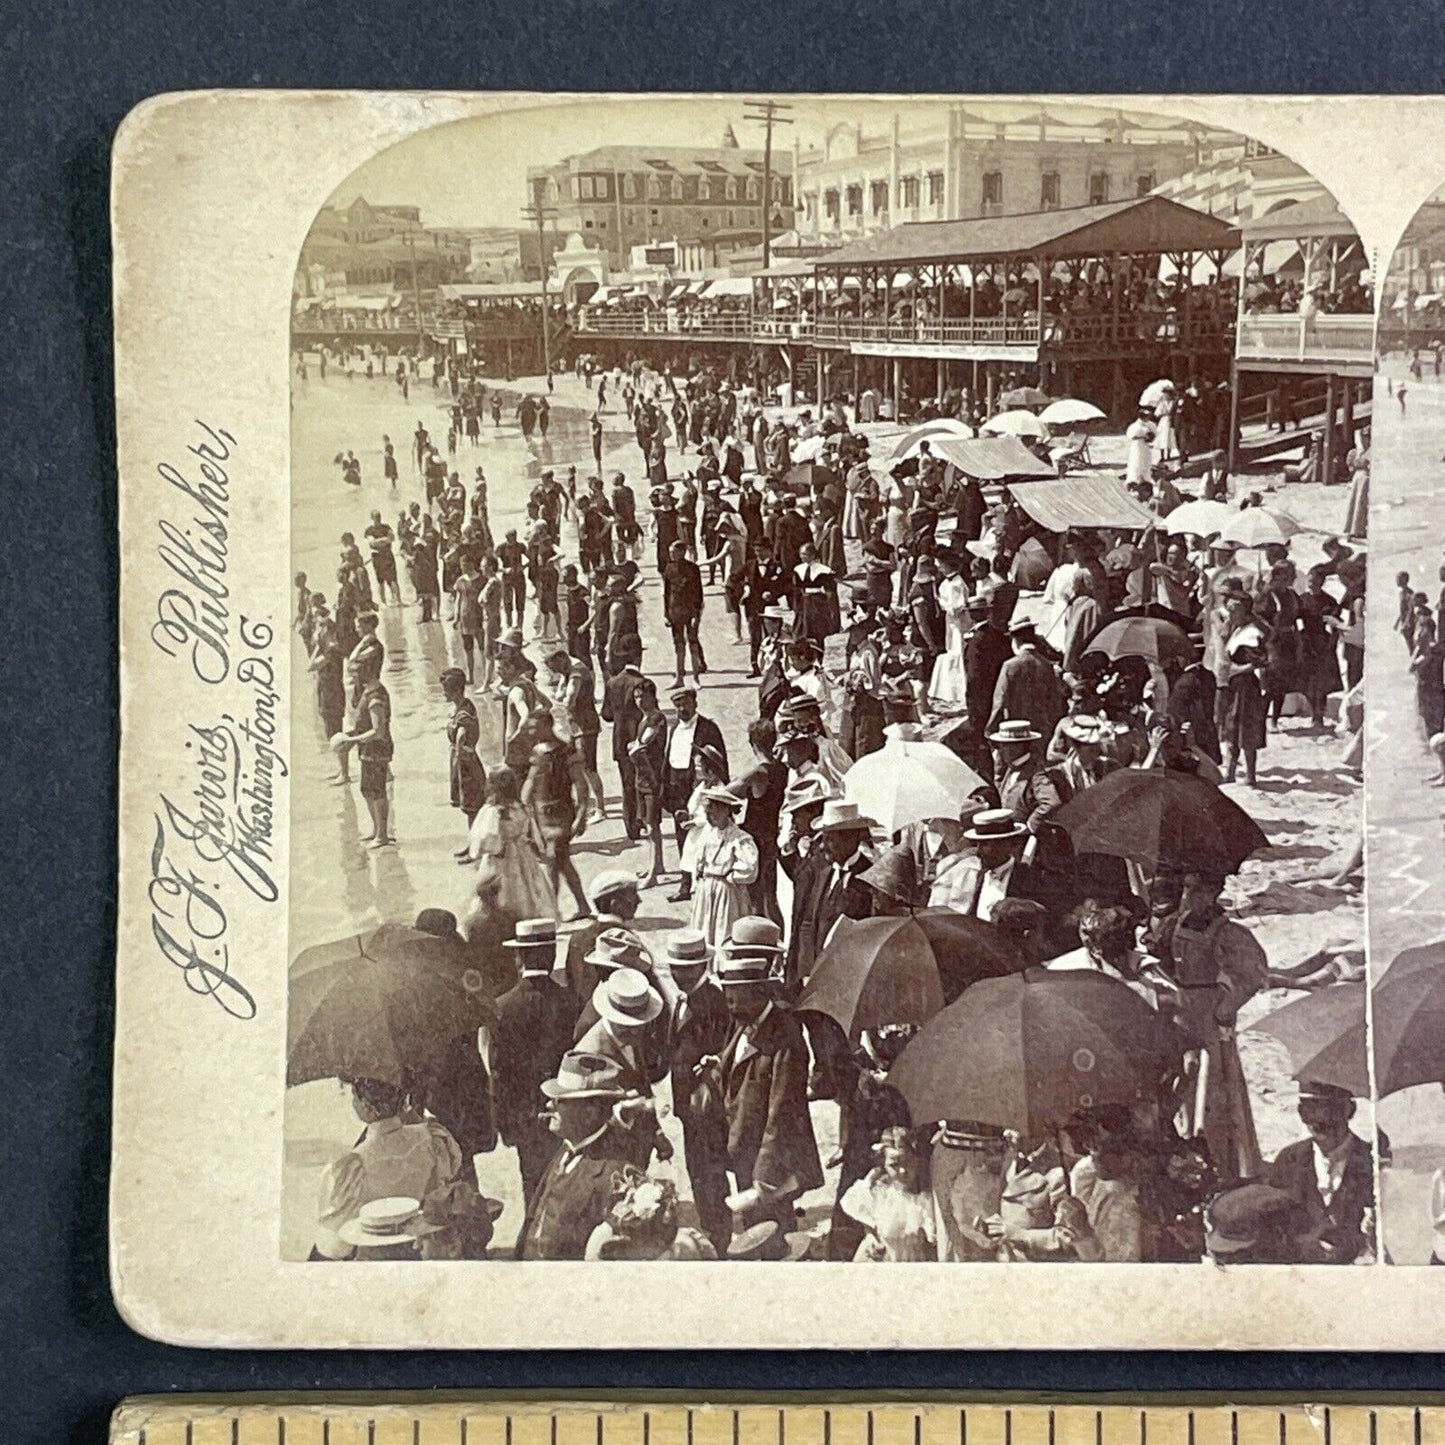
981, 410, 1046, 439
288, 923, 494, 1090
1161, 498, 1233, 537
1139, 379, 1177, 409
888, 968, 1181, 1133
1214, 506, 1305, 549
790, 435, 829, 464
1039, 398, 1108, 427
1246, 982, 1369, 1096
796, 912, 1026, 1038
1084, 615, 1197, 670
1050, 767, 1268, 877
842, 728, 986, 835
999, 386, 1051, 409
887, 418, 976, 462
1369, 942, 1445, 1097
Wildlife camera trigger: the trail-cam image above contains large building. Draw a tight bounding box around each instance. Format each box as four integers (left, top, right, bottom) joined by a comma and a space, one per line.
298, 197, 472, 291
794, 106, 1228, 244
524, 134, 796, 270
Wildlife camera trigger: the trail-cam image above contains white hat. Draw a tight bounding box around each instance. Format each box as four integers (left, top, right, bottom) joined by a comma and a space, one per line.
592, 967, 663, 1027
338, 1197, 437, 1250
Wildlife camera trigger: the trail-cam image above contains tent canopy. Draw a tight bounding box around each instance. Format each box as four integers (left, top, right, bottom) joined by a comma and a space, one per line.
1241, 192, 1362, 245
815, 196, 1241, 272
439, 281, 547, 301
1006, 476, 1155, 531
932, 435, 1057, 482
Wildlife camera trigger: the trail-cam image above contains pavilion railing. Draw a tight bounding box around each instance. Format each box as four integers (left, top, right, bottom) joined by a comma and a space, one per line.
1236, 312, 1376, 365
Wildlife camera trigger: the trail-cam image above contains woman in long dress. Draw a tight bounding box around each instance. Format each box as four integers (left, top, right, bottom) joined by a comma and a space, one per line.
928, 564, 971, 707
688, 788, 759, 950
1296, 563, 1344, 726
463, 767, 556, 920
1125, 409, 1156, 489
883, 472, 913, 548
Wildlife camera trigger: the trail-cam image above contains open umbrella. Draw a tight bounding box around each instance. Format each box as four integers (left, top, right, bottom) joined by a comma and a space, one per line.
981, 409, 1046, 439
999, 385, 1050, 409
887, 418, 976, 462
796, 912, 1025, 1038
1246, 983, 1368, 1096
1369, 942, 1445, 1096
1139, 379, 1176, 409
288, 924, 493, 1089
791, 434, 829, 464
1050, 767, 1268, 877
888, 968, 1181, 1132
1039, 397, 1108, 427
842, 729, 986, 835
1084, 615, 1197, 670
1161, 497, 1233, 537
1215, 506, 1304, 549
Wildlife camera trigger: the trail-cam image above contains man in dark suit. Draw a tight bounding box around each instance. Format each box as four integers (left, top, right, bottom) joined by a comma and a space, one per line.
661, 685, 729, 903
714, 923, 824, 1226
490, 919, 579, 1220
661, 539, 707, 687
1266, 1080, 1376, 1264
601, 639, 646, 840
518, 1052, 638, 1260
961, 598, 1012, 773
988, 619, 1066, 742
662, 931, 733, 1253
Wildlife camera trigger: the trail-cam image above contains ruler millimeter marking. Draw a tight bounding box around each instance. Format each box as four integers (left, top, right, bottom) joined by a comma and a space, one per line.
114, 1402, 1445, 1445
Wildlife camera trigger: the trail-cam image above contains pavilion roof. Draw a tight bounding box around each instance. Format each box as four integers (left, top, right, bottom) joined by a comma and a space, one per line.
1239, 191, 1361, 243
814, 196, 1240, 271
1005, 475, 1156, 531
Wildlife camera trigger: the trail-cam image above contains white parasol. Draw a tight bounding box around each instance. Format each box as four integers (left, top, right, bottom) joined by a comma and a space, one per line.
981, 410, 1046, 439
1038, 398, 1108, 427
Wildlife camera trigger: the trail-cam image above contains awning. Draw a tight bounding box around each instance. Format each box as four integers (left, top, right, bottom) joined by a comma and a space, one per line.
930, 436, 1056, 482
706, 276, 754, 297
1005, 475, 1155, 531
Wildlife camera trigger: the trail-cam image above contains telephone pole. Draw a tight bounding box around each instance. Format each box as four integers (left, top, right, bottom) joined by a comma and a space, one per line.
522, 179, 559, 381
743, 100, 793, 270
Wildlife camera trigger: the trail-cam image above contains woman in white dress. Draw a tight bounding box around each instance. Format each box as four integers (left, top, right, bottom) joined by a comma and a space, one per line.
840, 1126, 938, 1262
1125, 409, 1156, 489
688, 787, 759, 950
928, 562, 972, 707
883, 471, 913, 548
678, 747, 730, 897
462, 766, 557, 921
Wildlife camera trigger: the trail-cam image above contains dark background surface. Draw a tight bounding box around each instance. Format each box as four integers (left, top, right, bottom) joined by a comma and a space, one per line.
7, 2, 1445, 1441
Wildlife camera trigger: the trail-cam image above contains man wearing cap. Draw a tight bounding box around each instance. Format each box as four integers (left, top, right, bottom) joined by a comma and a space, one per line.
715, 921, 824, 1221
563, 871, 644, 1003
662, 686, 729, 901
662, 540, 707, 689
1203, 1182, 1306, 1264
576, 967, 671, 1169
987, 620, 1066, 743
519, 1052, 640, 1260
601, 638, 647, 840
490, 920, 579, 1208
663, 930, 733, 1251
1265, 1081, 1375, 1263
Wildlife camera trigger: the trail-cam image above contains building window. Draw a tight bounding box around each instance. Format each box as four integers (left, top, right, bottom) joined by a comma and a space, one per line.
824, 189, 840, 222
845, 184, 863, 216
1089, 172, 1110, 204
772, 178, 784, 201
624, 174, 636, 199
1136, 172, 1155, 196
871, 180, 889, 215
1040, 171, 1060, 209
649, 208, 660, 224
746, 177, 758, 201
982, 171, 1003, 207
584, 219, 593, 228
927, 171, 944, 205
803, 192, 816, 221
900, 175, 920, 208
579, 176, 594, 199
647, 175, 661, 199
726, 176, 737, 200
698, 178, 710, 201
570, 176, 581, 200
725, 210, 735, 228
671, 176, 683, 200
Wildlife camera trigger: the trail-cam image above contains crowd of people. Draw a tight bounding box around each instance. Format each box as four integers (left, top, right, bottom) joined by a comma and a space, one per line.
294, 357, 1376, 1267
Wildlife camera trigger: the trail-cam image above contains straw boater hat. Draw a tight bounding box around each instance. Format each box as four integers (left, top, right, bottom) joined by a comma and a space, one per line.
664, 930, 711, 968
780, 774, 832, 815
497, 626, 525, 651
540, 1051, 630, 1101
338, 1196, 439, 1250
503, 918, 560, 975
1057, 714, 1124, 748
814, 799, 873, 834
669, 684, 697, 704
584, 928, 655, 974
726, 1220, 813, 1262
592, 967, 664, 1028
962, 807, 1028, 844
986, 719, 1043, 745
700, 785, 746, 813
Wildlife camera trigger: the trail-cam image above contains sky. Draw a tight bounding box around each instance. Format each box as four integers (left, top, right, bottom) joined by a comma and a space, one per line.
325, 96, 1232, 231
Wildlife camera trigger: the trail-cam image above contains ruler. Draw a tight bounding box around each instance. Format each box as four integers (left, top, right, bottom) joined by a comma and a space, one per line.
110, 1399, 1445, 1445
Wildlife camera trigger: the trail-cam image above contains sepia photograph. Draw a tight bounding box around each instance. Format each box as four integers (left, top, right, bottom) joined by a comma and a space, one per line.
279, 95, 1377, 1269
1363, 188, 1445, 1264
